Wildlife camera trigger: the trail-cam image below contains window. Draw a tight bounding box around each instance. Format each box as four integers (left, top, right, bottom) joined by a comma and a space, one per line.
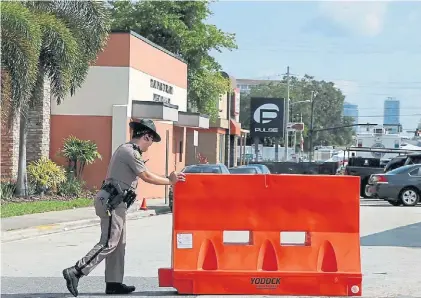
409, 167, 421, 176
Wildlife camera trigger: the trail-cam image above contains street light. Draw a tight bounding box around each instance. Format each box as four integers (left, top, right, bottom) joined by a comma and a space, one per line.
289, 99, 311, 120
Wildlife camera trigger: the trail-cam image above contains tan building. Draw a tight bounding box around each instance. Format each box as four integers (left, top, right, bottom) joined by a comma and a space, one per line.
49, 31, 209, 199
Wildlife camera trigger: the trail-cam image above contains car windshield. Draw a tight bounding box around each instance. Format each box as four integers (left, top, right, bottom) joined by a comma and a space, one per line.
229, 167, 257, 174
183, 166, 221, 173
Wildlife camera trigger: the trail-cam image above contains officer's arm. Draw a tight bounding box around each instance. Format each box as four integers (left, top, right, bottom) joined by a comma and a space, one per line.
138, 171, 171, 185
127, 149, 172, 185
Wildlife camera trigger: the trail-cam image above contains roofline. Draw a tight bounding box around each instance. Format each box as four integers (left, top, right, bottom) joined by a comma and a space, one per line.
111, 30, 187, 64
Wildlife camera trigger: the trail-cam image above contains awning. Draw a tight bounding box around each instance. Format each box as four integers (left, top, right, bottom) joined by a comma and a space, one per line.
131, 100, 178, 122
175, 111, 210, 129
230, 119, 242, 136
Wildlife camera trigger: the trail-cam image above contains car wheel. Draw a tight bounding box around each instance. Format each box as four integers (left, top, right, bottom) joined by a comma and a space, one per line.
399, 187, 420, 207
364, 184, 374, 198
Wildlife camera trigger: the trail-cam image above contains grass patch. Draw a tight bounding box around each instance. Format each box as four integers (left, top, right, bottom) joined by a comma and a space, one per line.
0, 197, 94, 218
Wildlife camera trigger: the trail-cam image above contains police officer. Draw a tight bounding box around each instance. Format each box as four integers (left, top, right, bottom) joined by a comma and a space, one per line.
62, 119, 186, 297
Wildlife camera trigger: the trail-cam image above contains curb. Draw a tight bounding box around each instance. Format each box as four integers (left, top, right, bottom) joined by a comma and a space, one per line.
1, 206, 171, 243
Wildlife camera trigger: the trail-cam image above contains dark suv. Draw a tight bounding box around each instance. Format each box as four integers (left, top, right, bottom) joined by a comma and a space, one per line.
384, 152, 421, 172
168, 164, 230, 211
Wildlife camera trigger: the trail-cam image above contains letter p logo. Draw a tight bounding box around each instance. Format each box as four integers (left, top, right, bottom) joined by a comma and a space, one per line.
253, 103, 279, 124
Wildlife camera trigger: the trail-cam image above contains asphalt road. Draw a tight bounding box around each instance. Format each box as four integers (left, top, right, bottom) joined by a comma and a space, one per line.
2, 200, 421, 298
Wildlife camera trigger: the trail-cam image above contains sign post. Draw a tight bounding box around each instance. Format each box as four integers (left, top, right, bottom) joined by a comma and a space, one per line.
250, 97, 285, 162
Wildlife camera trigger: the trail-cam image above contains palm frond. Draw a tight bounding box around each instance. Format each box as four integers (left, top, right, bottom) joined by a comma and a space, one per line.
33, 10, 79, 104
0, 1, 42, 120
30, 0, 111, 96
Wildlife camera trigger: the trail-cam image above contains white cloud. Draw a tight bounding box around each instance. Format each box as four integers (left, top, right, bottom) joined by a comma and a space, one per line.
318, 1, 390, 37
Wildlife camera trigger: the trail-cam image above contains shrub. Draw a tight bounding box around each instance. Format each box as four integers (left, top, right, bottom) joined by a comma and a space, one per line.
57, 175, 85, 197
27, 157, 66, 194
0, 180, 16, 200
60, 136, 102, 178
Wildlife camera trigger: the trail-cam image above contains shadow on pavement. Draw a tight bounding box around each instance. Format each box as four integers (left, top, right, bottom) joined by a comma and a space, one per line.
361, 221, 421, 248
1, 291, 179, 297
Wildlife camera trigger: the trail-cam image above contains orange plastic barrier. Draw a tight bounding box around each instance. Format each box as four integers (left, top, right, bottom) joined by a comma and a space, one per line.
158, 174, 362, 296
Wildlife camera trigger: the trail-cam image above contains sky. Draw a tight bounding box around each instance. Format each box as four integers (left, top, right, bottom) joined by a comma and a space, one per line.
206, 0, 421, 130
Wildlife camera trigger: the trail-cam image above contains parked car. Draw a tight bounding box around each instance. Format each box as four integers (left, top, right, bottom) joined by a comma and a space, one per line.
247, 164, 271, 174
228, 166, 263, 174
366, 164, 421, 207
168, 164, 230, 211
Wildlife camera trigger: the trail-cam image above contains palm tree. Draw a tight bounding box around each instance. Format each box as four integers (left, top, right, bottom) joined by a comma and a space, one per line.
2, 1, 111, 196
1, 1, 42, 123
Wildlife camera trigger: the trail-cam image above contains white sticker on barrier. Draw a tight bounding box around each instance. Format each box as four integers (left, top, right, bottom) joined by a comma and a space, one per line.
176, 233, 193, 249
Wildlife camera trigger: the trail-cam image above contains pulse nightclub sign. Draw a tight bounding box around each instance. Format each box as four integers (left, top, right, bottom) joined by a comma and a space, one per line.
250, 97, 285, 139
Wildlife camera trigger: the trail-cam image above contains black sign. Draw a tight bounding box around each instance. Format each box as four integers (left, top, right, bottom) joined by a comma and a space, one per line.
250, 97, 285, 138
150, 79, 173, 95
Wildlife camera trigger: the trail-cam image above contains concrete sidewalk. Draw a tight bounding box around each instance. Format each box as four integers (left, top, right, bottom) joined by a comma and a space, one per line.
1, 198, 170, 243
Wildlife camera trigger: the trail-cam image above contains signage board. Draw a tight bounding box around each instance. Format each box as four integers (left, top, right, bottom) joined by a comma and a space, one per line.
231, 88, 240, 117
193, 130, 199, 147
250, 97, 285, 138
287, 122, 305, 132
150, 78, 173, 104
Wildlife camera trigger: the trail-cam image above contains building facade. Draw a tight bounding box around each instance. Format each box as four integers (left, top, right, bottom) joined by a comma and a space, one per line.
383, 97, 400, 133
185, 73, 242, 167
50, 31, 209, 199
343, 102, 359, 131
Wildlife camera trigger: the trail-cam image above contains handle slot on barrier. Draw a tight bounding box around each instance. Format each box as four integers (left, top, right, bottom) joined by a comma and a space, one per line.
223, 231, 252, 245
280, 231, 310, 246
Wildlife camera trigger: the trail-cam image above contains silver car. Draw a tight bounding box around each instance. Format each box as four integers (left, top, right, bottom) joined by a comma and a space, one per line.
366, 164, 421, 206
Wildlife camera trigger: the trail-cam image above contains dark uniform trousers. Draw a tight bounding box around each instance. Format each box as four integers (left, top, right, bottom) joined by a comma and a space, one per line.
75, 190, 127, 283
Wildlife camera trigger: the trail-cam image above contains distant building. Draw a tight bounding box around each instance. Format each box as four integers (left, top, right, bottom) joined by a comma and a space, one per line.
383, 97, 400, 133
236, 78, 279, 94
343, 102, 359, 131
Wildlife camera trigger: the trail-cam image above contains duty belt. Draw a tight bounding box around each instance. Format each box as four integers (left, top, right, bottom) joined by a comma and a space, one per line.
101, 180, 137, 216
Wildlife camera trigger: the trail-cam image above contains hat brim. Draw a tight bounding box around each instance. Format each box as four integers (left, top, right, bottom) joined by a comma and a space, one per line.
129, 122, 161, 143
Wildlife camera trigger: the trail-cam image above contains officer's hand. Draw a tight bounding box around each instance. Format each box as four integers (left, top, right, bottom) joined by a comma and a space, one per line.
169, 171, 186, 185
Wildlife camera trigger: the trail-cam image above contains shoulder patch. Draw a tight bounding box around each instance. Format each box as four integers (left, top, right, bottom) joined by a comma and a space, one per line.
133, 150, 142, 161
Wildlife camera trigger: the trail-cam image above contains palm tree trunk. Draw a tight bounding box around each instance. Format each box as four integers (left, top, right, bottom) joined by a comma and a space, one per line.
15, 108, 28, 197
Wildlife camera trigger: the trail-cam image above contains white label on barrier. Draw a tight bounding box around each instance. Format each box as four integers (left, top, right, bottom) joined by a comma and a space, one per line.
176, 233, 193, 249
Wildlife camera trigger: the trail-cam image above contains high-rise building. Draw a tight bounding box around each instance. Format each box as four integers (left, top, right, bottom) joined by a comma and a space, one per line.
343, 102, 359, 131
383, 97, 400, 133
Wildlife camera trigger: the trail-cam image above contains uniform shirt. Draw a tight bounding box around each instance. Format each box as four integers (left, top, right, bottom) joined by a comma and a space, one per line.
104, 142, 147, 190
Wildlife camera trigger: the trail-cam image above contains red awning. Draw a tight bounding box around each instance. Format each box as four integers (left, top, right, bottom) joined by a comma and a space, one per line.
230, 119, 241, 136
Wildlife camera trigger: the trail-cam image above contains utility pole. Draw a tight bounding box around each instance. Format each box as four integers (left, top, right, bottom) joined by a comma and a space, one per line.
284, 66, 290, 161
309, 91, 317, 163
299, 113, 303, 160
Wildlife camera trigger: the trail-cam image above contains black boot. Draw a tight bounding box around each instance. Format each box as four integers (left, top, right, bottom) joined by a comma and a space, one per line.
105, 282, 136, 295
62, 266, 83, 297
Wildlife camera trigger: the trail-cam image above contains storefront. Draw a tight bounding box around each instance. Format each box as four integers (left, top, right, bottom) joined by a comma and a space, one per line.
50, 31, 209, 199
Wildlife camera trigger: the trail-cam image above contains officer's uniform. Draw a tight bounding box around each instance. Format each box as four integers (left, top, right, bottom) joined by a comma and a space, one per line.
63, 118, 161, 297
75, 142, 146, 281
